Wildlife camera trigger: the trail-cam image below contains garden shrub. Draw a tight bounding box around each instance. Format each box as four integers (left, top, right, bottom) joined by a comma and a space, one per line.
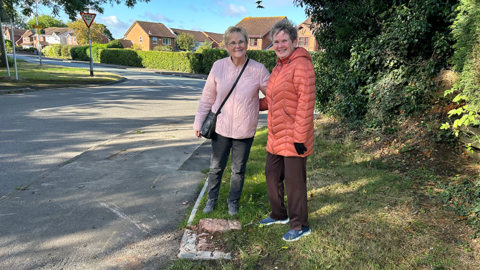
61, 45, 73, 59
442, 0, 480, 139
153, 45, 174, 51
51, 44, 62, 58
201, 49, 228, 74
107, 39, 124, 49
298, 0, 457, 128
98, 49, 203, 73
42, 45, 53, 57
5, 40, 12, 53
246, 50, 277, 72
98, 48, 143, 67
71, 45, 90, 61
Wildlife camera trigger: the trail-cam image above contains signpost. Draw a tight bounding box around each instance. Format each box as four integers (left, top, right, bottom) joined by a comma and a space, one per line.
81, 12, 96, 77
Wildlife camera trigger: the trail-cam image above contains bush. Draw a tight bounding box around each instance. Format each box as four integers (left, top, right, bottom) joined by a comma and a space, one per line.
42, 45, 51, 57
98, 48, 143, 67
442, 0, 480, 137
153, 45, 174, 52
246, 50, 277, 72
300, 0, 457, 128
50, 44, 62, 58
71, 45, 89, 61
61, 45, 72, 59
5, 40, 12, 53
98, 49, 203, 73
107, 40, 124, 49
195, 40, 213, 54
201, 49, 229, 74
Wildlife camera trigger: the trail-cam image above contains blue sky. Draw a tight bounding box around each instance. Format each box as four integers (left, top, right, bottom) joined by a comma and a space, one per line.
38, 0, 309, 39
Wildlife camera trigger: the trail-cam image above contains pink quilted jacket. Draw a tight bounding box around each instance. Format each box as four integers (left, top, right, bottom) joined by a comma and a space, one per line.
193, 57, 270, 139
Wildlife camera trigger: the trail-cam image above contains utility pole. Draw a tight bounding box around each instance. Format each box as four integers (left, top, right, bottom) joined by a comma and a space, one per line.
35, 0, 41, 65
10, 15, 17, 79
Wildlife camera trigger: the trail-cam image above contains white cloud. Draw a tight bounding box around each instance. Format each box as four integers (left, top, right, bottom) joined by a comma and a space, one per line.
98, 16, 130, 38
144, 12, 173, 23
192, 26, 202, 31
217, 2, 248, 17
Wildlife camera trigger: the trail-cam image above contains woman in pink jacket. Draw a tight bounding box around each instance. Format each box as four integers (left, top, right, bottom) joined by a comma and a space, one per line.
193, 26, 270, 216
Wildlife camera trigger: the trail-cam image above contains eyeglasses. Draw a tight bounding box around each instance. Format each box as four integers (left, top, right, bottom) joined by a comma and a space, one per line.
227, 40, 246, 47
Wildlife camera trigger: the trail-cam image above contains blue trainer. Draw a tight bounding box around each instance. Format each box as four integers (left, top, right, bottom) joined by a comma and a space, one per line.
259, 216, 290, 226
282, 226, 311, 242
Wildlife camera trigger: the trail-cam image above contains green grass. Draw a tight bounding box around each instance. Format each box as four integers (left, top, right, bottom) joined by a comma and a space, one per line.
0, 62, 121, 88
171, 120, 478, 270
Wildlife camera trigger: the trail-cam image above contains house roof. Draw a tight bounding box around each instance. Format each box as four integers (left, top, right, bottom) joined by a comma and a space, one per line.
124, 21, 176, 39
235, 16, 287, 37
170, 28, 209, 43
298, 16, 321, 32
44, 27, 70, 36
203, 31, 224, 44
3, 27, 27, 37
20, 30, 34, 38
119, 38, 133, 48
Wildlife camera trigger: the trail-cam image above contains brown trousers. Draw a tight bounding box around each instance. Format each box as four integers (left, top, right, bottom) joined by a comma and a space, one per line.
265, 152, 309, 230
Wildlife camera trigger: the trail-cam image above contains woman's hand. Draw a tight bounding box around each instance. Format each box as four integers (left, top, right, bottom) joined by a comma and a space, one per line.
195, 130, 202, 139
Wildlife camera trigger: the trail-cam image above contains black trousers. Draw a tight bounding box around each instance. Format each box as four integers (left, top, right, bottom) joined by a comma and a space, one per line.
207, 132, 254, 203
265, 152, 309, 230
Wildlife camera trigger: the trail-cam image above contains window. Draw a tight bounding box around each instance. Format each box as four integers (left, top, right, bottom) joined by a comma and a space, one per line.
299, 37, 309, 47
162, 38, 171, 45
250, 38, 258, 46
153, 37, 157, 44
24, 37, 29, 42
139, 36, 142, 43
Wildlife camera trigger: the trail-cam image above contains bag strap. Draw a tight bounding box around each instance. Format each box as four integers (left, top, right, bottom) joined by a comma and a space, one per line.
215, 58, 250, 116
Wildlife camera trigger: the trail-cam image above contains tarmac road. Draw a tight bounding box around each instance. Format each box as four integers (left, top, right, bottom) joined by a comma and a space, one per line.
0, 55, 267, 269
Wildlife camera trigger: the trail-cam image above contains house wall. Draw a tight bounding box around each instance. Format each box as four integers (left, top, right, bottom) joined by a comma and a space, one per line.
246, 34, 271, 50
298, 27, 318, 52
125, 24, 149, 50
150, 36, 174, 50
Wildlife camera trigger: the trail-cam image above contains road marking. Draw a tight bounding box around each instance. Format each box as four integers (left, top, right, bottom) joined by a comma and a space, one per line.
100, 202, 151, 233
34, 101, 107, 112
0, 213, 15, 216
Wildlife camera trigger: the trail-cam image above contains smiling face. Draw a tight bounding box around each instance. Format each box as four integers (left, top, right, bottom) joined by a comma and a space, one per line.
273, 30, 298, 60
226, 32, 248, 61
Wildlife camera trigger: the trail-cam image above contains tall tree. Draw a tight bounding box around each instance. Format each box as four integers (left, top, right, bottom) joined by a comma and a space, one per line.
0, 0, 149, 68
68, 19, 105, 45
98, 23, 113, 40
177, 32, 195, 51
293, 0, 458, 127
27, 14, 67, 28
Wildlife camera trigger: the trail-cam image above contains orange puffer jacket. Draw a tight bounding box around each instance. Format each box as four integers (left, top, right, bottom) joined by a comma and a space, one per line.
260, 47, 316, 157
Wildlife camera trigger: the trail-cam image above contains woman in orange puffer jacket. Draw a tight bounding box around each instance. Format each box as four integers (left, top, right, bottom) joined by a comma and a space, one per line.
259, 19, 316, 242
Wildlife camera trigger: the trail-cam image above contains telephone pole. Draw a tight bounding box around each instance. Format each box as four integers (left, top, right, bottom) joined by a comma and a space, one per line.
35, 0, 41, 65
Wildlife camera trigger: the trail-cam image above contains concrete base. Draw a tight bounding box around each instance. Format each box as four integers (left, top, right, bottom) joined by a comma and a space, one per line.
178, 229, 231, 260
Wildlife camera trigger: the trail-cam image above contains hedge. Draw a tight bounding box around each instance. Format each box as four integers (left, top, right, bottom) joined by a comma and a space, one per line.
200, 49, 277, 73
94, 48, 279, 74
98, 49, 203, 73
87, 44, 108, 63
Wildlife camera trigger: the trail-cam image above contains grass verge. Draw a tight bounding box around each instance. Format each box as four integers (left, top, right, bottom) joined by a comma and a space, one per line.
0, 62, 121, 89
171, 117, 479, 270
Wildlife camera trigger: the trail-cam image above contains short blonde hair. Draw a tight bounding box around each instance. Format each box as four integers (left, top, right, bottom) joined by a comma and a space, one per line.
224, 26, 249, 45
